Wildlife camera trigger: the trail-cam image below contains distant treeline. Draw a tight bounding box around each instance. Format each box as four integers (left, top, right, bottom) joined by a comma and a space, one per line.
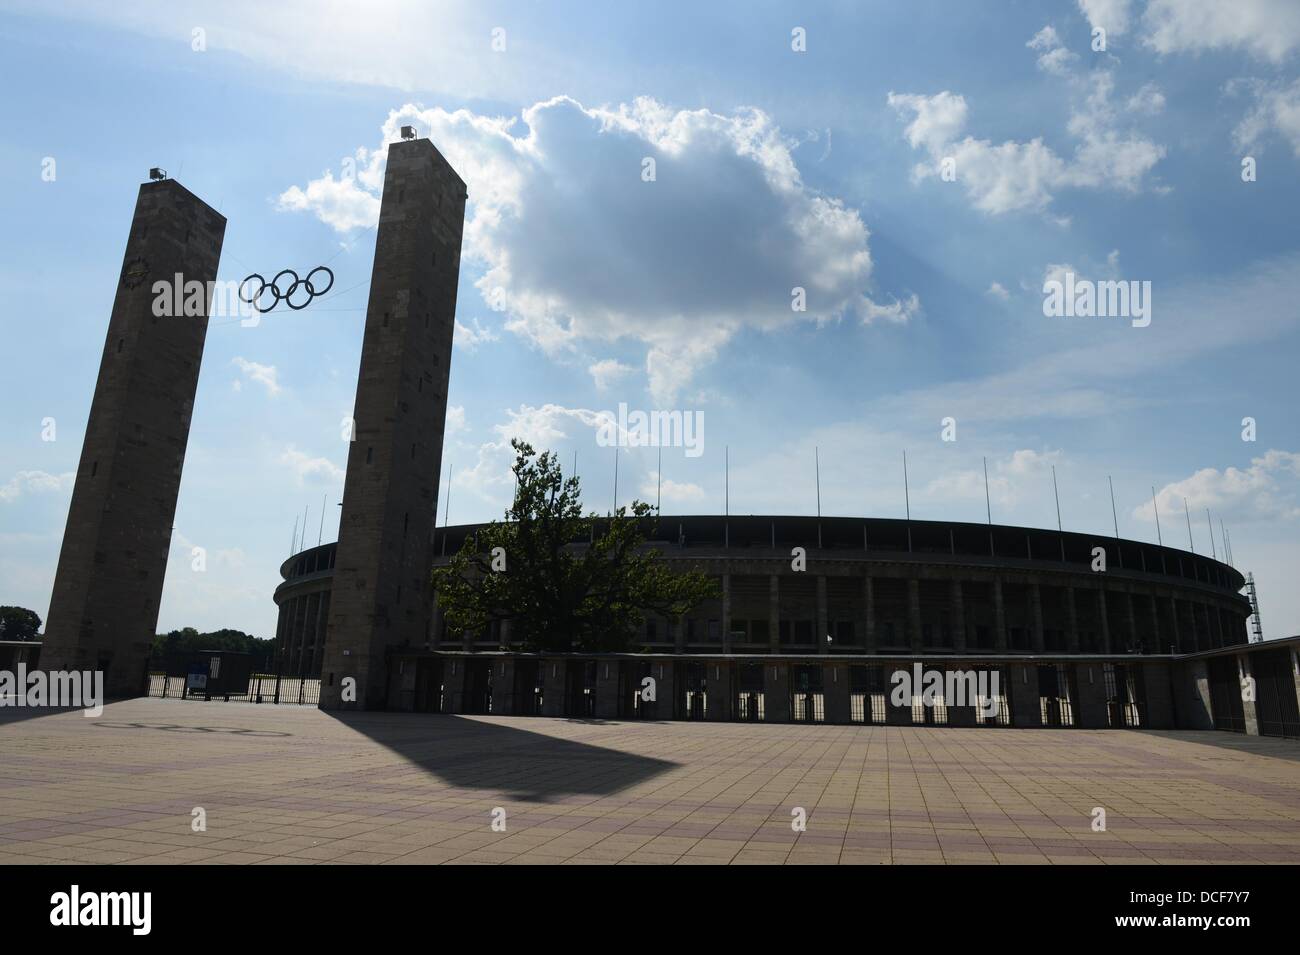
152, 628, 278, 672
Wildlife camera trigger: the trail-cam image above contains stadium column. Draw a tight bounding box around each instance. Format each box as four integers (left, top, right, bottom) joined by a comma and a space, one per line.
768, 575, 780, 652
1124, 590, 1139, 650
706, 660, 730, 720
992, 578, 1008, 651
1010, 663, 1040, 727
721, 573, 732, 654
907, 578, 922, 652
594, 659, 619, 719
825, 662, 849, 723
41, 179, 225, 698
1029, 583, 1045, 652
766, 660, 790, 721
1097, 587, 1112, 653
1147, 595, 1162, 652
950, 579, 966, 652
1065, 586, 1080, 652
816, 575, 828, 653
1167, 596, 1182, 652
319, 137, 466, 710
653, 659, 675, 718
863, 575, 876, 653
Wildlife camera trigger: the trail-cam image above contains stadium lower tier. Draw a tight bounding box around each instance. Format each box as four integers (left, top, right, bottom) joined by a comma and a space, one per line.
379, 642, 1300, 737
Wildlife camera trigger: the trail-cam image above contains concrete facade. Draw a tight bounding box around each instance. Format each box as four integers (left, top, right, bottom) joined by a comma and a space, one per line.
319, 138, 466, 710
42, 179, 225, 697
380, 648, 1288, 733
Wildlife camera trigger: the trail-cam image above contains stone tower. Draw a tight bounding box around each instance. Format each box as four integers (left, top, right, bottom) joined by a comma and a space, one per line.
319, 137, 466, 709
42, 178, 226, 697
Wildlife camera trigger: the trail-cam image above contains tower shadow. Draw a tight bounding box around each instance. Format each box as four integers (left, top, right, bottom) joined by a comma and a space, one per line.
319, 710, 678, 802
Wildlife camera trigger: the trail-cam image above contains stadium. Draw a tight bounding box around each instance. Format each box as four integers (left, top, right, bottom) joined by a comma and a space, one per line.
273, 512, 1299, 735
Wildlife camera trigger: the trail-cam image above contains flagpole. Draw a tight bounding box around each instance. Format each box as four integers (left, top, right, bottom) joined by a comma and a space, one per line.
1052, 464, 1064, 561
656, 445, 662, 514
983, 455, 992, 556
815, 446, 822, 549
1151, 486, 1162, 545
904, 449, 912, 553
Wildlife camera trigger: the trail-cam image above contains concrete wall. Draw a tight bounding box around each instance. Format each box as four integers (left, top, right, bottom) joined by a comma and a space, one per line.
1143, 662, 1175, 729
1009, 664, 1041, 727
1075, 662, 1109, 728
388, 640, 1300, 736
825, 663, 850, 724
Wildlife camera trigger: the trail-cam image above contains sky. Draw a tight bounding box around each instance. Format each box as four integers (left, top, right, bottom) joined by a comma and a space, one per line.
1, 0, 1298, 641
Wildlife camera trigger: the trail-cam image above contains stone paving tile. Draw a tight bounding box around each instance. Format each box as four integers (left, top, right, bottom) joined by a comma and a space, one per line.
1, 698, 1298, 865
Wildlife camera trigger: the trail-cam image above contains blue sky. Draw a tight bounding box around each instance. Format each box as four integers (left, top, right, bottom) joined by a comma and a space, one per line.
2, 0, 1298, 640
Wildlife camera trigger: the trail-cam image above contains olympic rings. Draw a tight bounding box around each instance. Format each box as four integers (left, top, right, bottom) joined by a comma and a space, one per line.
238, 265, 334, 313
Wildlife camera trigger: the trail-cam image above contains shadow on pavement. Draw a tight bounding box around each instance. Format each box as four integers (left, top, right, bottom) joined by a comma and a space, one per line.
321, 710, 678, 802
1135, 728, 1300, 763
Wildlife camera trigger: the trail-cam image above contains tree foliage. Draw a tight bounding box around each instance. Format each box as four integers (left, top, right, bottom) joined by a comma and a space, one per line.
151, 627, 277, 671
433, 440, 717, 652
0, 606, 41, 641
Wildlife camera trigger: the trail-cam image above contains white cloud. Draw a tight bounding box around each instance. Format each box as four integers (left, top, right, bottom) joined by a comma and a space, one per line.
588, 359, 635, 391
1135, 451, 1300, 524
923, 449, 1063, 508
889, 51, 1165, 216
445, 405, 467, 436
281, 96, 910, 399
231, 357, 281, 397
1233, 78, 1300, 157
1143, 0, 1300, 62
0, 470, 74, 503
642, 472, 705, 505
1125, 83, 1167, 115
860, 293, 921, 324
276, 170, 379, 232
280, 446, 344, 486
1078, 0, 1133, 36
454, 317, 500, 352
457, 403, 612, 492
986, 281, 1010, 300
1028, 26, 1080, 75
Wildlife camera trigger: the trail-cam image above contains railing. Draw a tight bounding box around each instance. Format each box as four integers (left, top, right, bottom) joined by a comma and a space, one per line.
145, 671, 321, 705
734, 691, 764, 722
791, 691, 824, 723
850, 692, 887, 724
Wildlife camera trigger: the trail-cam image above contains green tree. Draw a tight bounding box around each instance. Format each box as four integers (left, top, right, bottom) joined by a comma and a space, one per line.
151, 627, 277, 671
0, 606, 41, 641
433, 440, 717, 652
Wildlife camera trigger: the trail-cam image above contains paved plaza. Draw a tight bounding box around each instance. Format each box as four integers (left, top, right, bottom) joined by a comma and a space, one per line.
1, 698, 1298, 865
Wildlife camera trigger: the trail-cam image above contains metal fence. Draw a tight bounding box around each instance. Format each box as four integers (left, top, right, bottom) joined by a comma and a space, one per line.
146, 671, 321, 705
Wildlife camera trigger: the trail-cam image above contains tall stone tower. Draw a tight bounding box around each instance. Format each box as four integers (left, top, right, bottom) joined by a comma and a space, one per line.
42, 178, 226, 697
319, 137, 466, 709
